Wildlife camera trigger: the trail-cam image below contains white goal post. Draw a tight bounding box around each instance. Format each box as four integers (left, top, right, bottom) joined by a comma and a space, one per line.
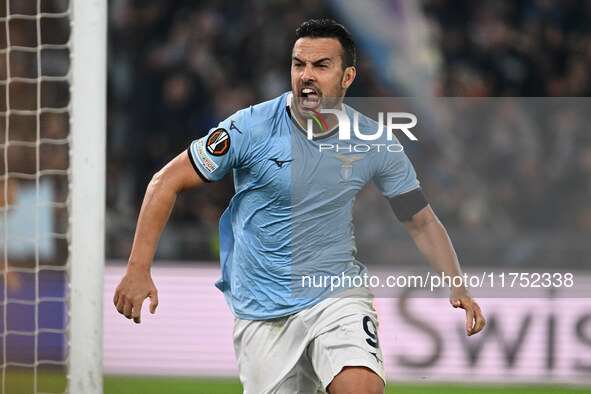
69, 0, 106, 393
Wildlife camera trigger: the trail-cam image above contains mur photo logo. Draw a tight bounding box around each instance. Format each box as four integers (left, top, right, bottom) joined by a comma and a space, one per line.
304, 108, 418, 153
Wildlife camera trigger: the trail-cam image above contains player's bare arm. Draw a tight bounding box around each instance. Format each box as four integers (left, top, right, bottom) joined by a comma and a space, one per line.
403, 204, 486, 336
113, 151, 205, 323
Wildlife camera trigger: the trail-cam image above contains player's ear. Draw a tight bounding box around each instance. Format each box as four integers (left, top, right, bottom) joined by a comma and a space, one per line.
341, 66, 356, 90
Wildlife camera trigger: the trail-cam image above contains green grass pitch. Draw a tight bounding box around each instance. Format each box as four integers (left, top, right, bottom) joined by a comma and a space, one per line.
2, 371, 591, 393
104, 377, 591, 394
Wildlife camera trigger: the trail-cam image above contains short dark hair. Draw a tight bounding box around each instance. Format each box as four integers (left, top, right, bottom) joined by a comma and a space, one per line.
295, 19, 356, 70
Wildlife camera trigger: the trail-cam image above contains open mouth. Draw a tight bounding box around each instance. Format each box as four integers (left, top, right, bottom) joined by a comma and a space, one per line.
300, 87, 321, 109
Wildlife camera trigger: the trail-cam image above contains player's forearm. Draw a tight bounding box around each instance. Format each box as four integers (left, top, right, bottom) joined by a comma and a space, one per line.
127, 174, 178, 271
126, 152, 205, 272
411, 219, 461, 275
405, 209, 468, 294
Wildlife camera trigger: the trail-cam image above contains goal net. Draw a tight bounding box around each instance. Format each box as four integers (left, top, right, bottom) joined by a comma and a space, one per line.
0, 1, 105, 393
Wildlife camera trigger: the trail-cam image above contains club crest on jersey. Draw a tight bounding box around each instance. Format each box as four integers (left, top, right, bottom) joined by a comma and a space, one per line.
333, 155, 365, 180
207, 128, 230, 156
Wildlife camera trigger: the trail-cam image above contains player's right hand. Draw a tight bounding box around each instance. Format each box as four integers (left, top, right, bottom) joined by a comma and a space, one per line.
113, 266, 158, 324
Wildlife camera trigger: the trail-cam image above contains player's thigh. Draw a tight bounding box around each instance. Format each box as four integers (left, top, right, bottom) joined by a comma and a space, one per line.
307, 293, 386, 392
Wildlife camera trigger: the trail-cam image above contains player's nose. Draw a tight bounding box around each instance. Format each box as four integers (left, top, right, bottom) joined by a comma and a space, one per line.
302, 63, 316, 82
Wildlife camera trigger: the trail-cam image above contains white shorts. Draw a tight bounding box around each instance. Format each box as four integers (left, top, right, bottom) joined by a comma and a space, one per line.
233, 287, 386, 394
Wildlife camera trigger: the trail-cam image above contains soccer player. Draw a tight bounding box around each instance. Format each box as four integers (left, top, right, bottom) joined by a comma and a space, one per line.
114, 19, 485, 394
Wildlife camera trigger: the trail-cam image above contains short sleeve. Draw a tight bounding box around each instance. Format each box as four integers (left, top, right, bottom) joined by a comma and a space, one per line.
188, 110, 250, 182
372, 148, 420, 198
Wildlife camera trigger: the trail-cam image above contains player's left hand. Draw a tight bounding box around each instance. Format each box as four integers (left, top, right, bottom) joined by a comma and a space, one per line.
450, 296, 485, 336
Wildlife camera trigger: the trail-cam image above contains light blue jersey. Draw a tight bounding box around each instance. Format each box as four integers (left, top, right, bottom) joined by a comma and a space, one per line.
188, 92, 419, 320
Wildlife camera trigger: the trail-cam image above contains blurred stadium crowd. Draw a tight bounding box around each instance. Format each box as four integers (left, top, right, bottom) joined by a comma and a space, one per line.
104, 0, 591, 264
0, 0, 589, 265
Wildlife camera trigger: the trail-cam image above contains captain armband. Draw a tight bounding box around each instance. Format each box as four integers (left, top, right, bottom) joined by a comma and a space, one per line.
388, 188, 428, 222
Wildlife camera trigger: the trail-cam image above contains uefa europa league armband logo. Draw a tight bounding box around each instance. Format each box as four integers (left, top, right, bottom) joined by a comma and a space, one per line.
206, 128, 231, 156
